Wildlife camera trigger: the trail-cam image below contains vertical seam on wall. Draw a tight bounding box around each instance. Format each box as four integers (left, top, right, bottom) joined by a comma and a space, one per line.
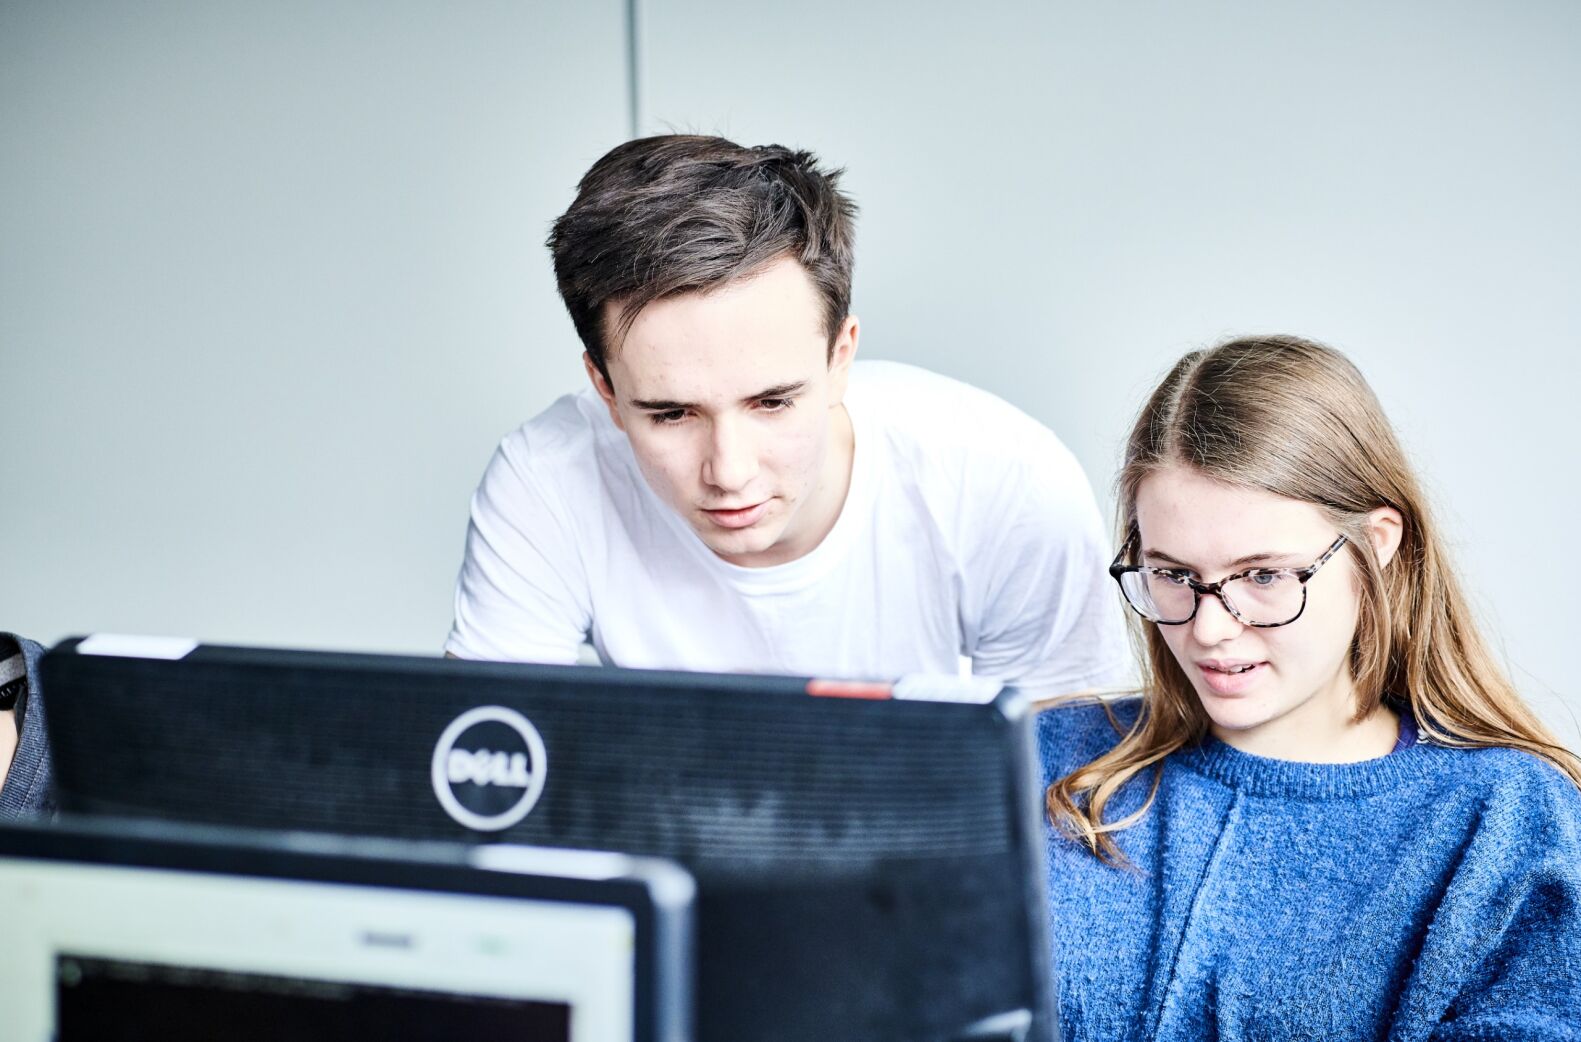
625, 0, 644, 138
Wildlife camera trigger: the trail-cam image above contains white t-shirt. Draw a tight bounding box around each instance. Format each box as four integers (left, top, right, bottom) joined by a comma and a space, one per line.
445, 360, 1129, 698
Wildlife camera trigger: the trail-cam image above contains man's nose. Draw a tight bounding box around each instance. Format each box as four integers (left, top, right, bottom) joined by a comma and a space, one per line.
1190, 588, 1245, 645
702, 417, 758, 493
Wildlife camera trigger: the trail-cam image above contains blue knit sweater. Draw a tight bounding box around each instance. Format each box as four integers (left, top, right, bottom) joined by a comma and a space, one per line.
1038, 701, 1581, 1040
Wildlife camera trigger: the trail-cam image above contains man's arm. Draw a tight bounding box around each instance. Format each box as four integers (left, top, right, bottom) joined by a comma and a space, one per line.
443, 438, 593, 664
965, 436, 1132, 700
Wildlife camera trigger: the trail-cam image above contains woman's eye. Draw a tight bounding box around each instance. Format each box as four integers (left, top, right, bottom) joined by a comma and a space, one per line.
1160, 572, 1193, 587
1249, 572, 1284, 587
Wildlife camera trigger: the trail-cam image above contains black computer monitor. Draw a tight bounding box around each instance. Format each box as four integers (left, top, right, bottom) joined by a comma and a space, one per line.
0, 816, 693, 1042
45, 637, 1056, 1042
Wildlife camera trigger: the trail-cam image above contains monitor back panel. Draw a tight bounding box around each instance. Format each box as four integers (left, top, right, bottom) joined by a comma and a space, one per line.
45, 643, 1054, 1042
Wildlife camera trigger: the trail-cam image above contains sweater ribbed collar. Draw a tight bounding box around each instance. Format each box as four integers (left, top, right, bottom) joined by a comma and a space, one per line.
1176, 736, 1453, 800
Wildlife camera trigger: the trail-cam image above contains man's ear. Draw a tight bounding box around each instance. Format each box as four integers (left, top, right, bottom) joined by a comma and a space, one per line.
1366, 505, 1405, 569
583, 352, 626, 433
826, 315, 860, 405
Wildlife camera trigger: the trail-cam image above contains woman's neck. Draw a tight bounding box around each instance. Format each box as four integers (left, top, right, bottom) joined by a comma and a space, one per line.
1212, 676, 1401, 763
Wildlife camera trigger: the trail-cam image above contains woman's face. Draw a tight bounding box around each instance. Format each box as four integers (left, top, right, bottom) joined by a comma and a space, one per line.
1132, 465, 1399, 755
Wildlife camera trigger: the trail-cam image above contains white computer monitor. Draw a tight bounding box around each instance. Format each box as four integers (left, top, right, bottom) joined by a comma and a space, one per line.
0, 820, 693, 1042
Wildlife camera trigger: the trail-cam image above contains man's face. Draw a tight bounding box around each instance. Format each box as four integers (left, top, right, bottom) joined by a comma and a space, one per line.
588, 256, 858, 568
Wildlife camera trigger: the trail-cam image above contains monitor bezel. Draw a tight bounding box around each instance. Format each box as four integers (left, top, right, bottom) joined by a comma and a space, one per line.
0, 816, 695, 1042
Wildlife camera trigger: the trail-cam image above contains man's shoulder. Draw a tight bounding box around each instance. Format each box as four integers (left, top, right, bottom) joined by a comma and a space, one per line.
852, 360, 1050, 433
852, 360, 1076, 467
468, 388, 641, 536
849, 361, 1090, 513
496, 387, 616, 472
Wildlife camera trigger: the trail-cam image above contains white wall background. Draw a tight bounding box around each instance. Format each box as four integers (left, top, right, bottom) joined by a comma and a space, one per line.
1, 1, 625, 651
4, 2, 1577, 741
645, 0, 1581, 743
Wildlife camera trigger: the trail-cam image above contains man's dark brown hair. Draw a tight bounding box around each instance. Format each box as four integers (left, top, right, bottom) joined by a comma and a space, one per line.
549, 134, 858, 383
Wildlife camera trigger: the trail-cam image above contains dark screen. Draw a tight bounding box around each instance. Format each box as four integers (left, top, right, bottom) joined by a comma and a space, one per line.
55, 955, 572, 1041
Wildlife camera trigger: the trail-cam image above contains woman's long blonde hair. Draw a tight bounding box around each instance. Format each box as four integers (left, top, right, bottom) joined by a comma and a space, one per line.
1048, 334, 1581, 866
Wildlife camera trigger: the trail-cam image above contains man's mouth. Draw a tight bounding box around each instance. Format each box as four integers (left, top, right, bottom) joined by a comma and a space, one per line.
703, 501, 769, 530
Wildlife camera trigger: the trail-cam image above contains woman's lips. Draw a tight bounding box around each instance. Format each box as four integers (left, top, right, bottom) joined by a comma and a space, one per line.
1197, 660, 1268, 696
703, 501, 769, 529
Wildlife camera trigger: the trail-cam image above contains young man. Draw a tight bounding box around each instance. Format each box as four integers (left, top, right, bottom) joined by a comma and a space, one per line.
445, 135, 1127, 698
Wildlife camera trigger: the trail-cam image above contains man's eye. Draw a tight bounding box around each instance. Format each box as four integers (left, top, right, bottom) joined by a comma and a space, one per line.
757, 397, 794, 412
649, 409, 687, 425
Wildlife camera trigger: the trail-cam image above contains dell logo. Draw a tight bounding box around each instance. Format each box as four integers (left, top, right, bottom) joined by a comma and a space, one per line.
430, 705, 548, 832
447, 748, 531, 788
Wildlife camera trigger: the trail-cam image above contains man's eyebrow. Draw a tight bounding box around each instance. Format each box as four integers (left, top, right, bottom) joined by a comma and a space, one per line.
629, 382, 806, 412
746, 381, 806, 402
630, 397, 693, 412
1142, 548, 1303, 570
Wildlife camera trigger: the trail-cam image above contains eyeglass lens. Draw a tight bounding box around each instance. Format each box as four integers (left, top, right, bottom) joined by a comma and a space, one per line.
1120, 570, 1306, 626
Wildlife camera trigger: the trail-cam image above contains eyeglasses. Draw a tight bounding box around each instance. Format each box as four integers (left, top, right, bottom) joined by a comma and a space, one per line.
1108, 533, 1348, 628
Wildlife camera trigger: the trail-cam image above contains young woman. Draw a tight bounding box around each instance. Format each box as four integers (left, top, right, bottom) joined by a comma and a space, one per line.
1041, 335, 1581, 1039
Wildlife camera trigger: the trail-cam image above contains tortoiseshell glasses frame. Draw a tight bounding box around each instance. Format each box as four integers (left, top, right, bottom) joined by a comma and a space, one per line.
1108, 533, 1349, 627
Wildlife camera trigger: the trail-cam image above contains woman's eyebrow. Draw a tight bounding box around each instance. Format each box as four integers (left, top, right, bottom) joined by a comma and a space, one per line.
1142, 548, 1303, 569
1225, 551, 1305, 568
